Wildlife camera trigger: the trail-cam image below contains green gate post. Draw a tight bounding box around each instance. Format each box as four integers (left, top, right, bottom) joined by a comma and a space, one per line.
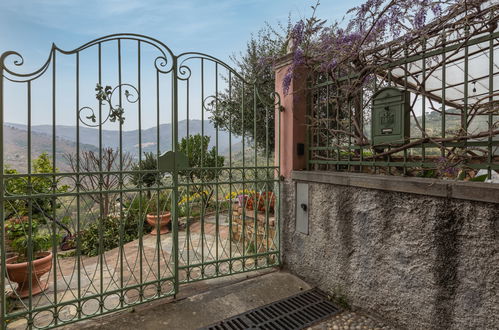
172, 56, 180, 297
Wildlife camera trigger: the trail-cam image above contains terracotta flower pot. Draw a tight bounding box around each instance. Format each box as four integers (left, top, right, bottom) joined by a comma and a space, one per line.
6, 252, 53, 298
146, 212, 171, 235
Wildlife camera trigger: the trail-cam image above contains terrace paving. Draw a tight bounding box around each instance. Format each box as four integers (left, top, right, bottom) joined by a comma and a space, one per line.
6, 215, 251, 329
59, 271, 395, 330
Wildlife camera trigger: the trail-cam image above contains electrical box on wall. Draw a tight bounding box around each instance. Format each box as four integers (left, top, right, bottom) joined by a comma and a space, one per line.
371, 87, 410, 146
296, 182, 309, 235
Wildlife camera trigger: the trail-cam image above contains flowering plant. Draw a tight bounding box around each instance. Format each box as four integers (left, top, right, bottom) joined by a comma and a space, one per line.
246, 192, 276, 213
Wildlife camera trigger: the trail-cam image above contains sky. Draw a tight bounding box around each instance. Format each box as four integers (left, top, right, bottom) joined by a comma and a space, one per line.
0, 0, 364, 129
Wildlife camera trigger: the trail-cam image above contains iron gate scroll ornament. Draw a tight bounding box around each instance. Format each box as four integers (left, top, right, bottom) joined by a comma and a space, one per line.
371, 87, 410, 146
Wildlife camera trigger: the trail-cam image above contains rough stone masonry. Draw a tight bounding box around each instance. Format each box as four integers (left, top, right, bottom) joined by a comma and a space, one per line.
281, 173, 499, 330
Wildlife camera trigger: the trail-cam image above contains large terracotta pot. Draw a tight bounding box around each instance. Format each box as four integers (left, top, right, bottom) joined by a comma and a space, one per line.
146, 212, 171, 235
6, 252, 53, 298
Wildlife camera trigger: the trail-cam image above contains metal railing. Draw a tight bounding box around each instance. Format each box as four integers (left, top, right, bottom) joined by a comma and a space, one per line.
307, 24, 499, 179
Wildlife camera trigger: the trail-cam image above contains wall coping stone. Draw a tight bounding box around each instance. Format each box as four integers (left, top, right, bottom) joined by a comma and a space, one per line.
291, 170, 499, 204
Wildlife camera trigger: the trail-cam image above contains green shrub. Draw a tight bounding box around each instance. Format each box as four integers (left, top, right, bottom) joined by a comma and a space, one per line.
130, 152, 162, 198
11, 233, 52, 263
5, 218, 38, 241
79, 215, 142, 257
146, 192, 171, 215
4, 153, 69, 221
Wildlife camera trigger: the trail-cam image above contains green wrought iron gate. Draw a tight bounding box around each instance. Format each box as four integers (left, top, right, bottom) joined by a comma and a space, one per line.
0, 34, 281, 329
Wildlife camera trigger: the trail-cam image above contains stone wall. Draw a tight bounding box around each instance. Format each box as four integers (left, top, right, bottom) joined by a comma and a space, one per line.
231, 203, 276, 253
281, 171, 499, 330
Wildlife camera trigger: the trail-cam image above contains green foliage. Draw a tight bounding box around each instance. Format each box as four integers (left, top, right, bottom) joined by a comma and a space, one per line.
11, 233, 52, 263
79, 215, 141, 257
5, 215, 54, 263
5, 218, 37, 241
330, 286, 350, 310
179, 134, 225, 180
417, 169, 437, 178
146, 192, 171, 214
130, 152, 161, 191
470, 174, 488, 182
178, 134, 225, 209
4, 153, 68, 221
210, 23, 289, 150
123, 195, 149, 219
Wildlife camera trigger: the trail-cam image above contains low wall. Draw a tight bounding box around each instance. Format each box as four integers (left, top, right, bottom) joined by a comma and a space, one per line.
281, 171, 499, 330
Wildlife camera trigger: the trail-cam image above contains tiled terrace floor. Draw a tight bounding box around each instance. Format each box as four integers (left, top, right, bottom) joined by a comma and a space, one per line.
5, 215, 253, 329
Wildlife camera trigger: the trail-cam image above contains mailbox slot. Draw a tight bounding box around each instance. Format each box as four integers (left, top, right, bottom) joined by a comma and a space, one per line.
371, 87, 410, 146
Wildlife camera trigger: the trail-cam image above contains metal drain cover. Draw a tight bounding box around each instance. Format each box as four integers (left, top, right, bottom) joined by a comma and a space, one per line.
200, 288, 341, 330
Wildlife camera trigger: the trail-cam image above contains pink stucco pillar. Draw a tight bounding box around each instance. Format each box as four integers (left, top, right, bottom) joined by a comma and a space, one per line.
274, 54, 308, 178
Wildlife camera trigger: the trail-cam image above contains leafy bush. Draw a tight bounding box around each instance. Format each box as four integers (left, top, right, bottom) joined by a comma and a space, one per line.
5, 216, 55, 263
79, 215, 142, 257
146, 192, 171, 215
178, 134, 224, 210
5, 217, 36, 241
11, 233, 52, 263
130, 152, 162, 197
4, 153, 68, 222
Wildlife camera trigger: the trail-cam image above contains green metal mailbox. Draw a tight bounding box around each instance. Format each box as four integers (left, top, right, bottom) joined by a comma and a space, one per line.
371, 87, 410, 146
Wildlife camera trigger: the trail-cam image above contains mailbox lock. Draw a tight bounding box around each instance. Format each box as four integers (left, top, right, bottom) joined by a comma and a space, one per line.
300, 203, 307, 212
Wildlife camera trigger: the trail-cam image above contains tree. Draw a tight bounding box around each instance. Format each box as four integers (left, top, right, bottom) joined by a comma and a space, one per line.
178, 134, 224, 209
4, 153, 71, 242
209, 23, 289, 151
64, 148, 134, 218
130, 152, 161, 198
4, 153, 68, 220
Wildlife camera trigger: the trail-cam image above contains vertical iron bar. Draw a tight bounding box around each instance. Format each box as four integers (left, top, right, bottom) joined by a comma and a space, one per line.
228, 71, 232, 273
186, 70, 190, 275
253, 86, 258, 267
137, 40, 144, 302
117, 39, 124, 308
172, 56, 180, 296
200, 59, 204, 277
336, 72, 340, 170
441, 34, 447, 156
75, 51, 82, 320
403, 46, 409, 175
463, 25, 470, 137
215, 63, 219, 274
421, 38, 426, 167
241, 83, 245, 269
98, 42, 104, 314
52, 49, 58, 328
348, 95, 352, 171
326, 85, 330, 168
277, 82, 281, 265
488, 22, 494, 178
265, 92, 270, 258
155, 68, 161, 294
27, 80, 34, 329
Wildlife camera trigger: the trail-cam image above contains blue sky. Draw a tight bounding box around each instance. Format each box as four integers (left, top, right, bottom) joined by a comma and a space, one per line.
0, 0, 363, 128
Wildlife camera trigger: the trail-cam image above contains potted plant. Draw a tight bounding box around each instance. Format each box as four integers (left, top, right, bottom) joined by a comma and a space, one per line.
246, 191, 275, 213
4, 216, 29, 255
146, 192, 171, 235
5, 226, 52, 298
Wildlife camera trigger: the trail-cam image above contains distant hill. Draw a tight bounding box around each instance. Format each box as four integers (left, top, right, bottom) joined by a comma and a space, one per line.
3, 120, 246, 171
6, 119, 241, 157
3, 125, 99, 172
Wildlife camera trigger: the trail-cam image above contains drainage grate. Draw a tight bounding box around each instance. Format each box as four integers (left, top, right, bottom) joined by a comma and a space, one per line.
200, 288, 341, 330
